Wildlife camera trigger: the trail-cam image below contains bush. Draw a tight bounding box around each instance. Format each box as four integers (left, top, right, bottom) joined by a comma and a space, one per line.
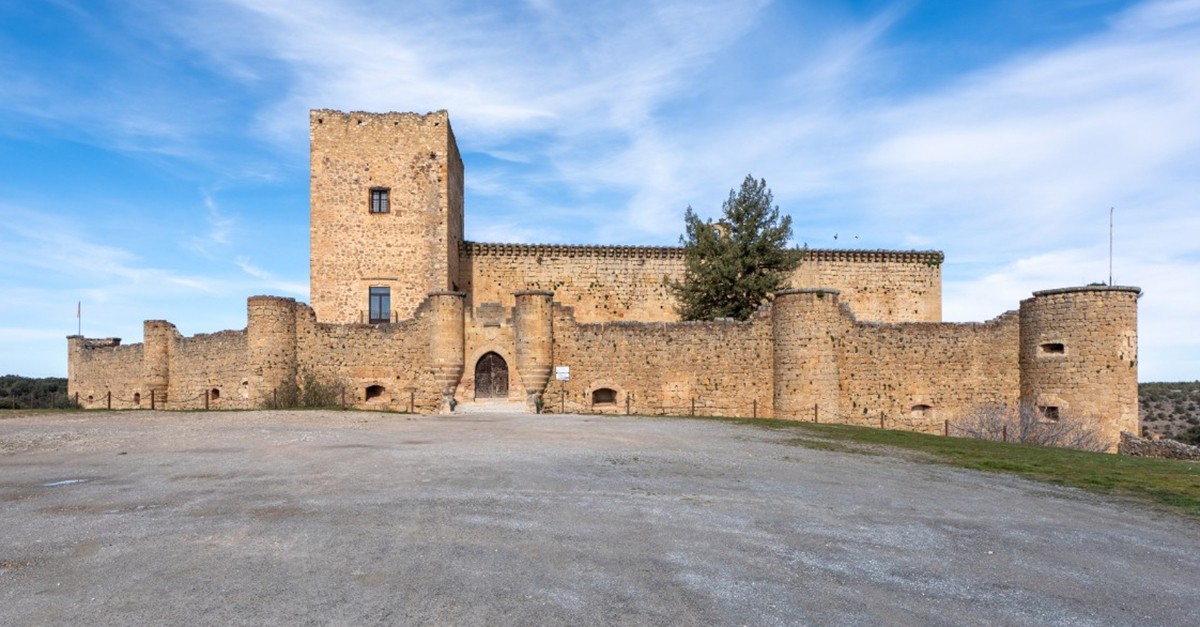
268, 370, 348, 409
951, 404, 1109, 452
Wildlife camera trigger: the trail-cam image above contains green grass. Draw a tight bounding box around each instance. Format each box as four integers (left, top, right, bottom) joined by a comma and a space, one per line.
716, 416, 1200, 520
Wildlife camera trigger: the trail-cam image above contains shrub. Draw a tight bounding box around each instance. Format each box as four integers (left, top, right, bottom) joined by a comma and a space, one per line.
951, 404, 1109, 452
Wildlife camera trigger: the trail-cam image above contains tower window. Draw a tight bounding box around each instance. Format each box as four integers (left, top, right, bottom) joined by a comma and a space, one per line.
369, 286, 390, 323
1039, 342, 1066, 355
369, 187, 390, 213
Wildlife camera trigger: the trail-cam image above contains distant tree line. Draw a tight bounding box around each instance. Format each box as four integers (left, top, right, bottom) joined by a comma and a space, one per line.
0, 375, 76, 409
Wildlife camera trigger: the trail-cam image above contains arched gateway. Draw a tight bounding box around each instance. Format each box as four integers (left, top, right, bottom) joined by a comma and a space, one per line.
474, 352, 509, 400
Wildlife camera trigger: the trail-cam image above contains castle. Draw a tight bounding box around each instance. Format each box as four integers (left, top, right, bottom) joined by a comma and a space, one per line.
67, 110, 1141, 449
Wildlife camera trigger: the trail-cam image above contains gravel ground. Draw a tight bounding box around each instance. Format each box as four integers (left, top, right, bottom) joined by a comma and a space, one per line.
1, 409, 1197, 626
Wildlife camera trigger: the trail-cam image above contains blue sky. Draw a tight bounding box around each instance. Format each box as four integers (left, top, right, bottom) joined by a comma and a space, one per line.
1, 0, 1197, 381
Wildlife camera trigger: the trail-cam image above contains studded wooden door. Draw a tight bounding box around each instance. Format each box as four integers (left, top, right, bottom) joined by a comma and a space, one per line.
474, 352, 509, 400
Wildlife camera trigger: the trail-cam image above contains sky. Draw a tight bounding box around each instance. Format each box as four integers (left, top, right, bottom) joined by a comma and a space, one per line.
0, 0, 1197, 381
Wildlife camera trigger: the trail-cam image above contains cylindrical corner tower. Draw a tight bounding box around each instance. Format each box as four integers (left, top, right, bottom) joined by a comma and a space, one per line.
1019, 286, 1140, 451
514, 290, 554, 412
428, 291, 465, 413
143, 320, 177, 407
247, 296, 298, 405
772, 289, 843, 421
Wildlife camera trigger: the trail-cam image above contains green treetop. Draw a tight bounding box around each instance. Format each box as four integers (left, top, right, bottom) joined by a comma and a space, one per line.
670, 175, 797, 321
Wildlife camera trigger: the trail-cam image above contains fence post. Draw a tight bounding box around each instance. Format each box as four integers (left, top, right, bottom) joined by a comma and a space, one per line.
944, 419, 949, 437
880, 413, 885, 430
625, 393, 630, 415
1002, 424, 1008, 443
150, 390, 155, 410
106, 391, 111, 410
409, 390, 415, 413
75, 391, 80, 407
273, 388, 278, 409
204, 389, 210, 411
691, 398, 695, 416
560, 389, 565, 414
813, 403, 818, 423
753, 399, 757, 419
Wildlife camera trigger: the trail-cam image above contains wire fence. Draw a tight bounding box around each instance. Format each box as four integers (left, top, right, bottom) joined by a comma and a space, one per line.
55, 386, 429, 413
549, 391, 1002, 440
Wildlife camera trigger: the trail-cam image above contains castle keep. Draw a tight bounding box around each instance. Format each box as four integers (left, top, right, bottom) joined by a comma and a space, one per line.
68, 110, 1141, 449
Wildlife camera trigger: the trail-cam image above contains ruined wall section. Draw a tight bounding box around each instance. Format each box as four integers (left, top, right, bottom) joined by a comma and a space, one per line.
168, 331, 251, 409
295, 296, 441, 413
67, 337, 146, 409
310, 110, 463, 324
463, 243, 942, 325
545, 306, 773, 416
837, 311, 1020, 433
789, 250, 943, 323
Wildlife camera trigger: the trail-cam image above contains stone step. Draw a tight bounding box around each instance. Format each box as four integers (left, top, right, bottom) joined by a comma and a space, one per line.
454, 400, 528, 414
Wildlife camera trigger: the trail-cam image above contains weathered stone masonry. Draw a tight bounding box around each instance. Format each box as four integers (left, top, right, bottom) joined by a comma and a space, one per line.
68, 109, 1141, 450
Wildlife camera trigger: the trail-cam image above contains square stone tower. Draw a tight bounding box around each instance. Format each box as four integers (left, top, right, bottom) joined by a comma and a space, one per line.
309, 110, 464, 323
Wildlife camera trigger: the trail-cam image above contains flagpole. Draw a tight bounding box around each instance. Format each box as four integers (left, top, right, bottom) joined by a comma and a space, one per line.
77, 301, 81, 336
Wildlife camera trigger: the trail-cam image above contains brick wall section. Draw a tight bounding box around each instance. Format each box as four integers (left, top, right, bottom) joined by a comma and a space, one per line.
838, 312, 1020, 433
1020, 286, 1140, 450
462, 243, 942, 325
544, 305, 774, 416
310, 110, 463, 323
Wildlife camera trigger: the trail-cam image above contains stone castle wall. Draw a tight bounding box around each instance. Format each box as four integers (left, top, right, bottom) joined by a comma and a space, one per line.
66, 108, 1141, 452
310, 110, 464, 323
1020, 286, 1141, 449
463, 243, 943, 325
544, 305, 775, 416
791, 251, 942, 323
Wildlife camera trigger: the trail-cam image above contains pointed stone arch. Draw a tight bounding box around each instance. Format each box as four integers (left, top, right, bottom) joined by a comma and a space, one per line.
474, 351, 509, 400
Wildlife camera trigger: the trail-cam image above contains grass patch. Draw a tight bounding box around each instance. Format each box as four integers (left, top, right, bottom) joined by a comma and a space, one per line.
707, 416, 1200, 520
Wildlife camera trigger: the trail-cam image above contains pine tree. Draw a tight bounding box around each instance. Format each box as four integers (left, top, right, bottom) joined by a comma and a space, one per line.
671, 175, 796, 320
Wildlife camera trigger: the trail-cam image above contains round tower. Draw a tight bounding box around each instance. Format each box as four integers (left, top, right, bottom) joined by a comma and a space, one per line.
514, 290, 554, 412
1019, 286, 1140, 451
428, 291, 465, 413
247, 296, 298, 405
142, 320, 177, 408
772, 289, 843, 422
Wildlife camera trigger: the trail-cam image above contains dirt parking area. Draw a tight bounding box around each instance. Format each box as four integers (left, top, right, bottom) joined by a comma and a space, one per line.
1, 410, 1197, 625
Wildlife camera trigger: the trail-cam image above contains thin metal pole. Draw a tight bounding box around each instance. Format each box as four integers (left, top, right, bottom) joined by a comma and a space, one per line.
813, 403, 818, 423
1109, 207, 1114, 286
204, 389, 209, 410
753, 399, 757, 418
691, 398, 695, 416
880, 413, 884, 429
106, 391, 111, 410
944, 419, 949, 437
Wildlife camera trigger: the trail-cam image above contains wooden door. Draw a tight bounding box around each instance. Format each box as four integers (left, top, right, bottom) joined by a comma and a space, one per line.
474, 352, 508, 399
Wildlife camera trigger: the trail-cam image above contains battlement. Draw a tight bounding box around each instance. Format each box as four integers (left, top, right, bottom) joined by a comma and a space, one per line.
464, 241, 943, 265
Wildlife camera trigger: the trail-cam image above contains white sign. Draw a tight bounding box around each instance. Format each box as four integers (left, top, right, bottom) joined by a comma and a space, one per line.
555, 366, 570, 381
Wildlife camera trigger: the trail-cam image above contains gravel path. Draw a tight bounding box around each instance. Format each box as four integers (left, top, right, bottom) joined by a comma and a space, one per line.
1, 410, 1197, 626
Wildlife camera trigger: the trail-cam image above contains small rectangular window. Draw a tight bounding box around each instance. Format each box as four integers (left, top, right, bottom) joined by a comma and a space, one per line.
1039, 406, 1060, 422
369, 286, 390, 323
1039, 342, 1065, 355
369, 188, 390, 214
